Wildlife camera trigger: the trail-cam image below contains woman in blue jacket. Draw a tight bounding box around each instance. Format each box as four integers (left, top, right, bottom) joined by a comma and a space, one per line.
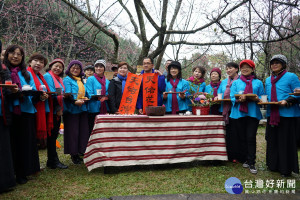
230, 59, 264, 174
85, 59, 109, 135
63, 60, 89, 164
44, 58, 68, 169
163, 61, 189, 114
217, 62, 239, 163
187, 66, 206, 111
3, 45, 42, 184
205, 68, 222, 115
265, 55, 300, 177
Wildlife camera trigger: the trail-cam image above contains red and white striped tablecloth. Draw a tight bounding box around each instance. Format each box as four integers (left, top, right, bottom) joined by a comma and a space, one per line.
84, 115, 227, 171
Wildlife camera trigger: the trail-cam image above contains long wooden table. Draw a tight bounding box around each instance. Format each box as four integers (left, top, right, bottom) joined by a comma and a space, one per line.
84, 115, 227, 171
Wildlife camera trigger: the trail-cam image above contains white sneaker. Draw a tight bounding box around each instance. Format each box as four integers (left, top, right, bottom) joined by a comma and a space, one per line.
242, 161, 249, 168
249, 165, 257, 174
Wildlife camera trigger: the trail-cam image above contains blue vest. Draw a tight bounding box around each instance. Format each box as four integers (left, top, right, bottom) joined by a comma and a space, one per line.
44, 72, 64, 114
230, 78, 264, 120
63, 76, 87, 114
16, 71, 37, 113
265, 72, 300, 117
85, 76, 110, 113
164, 79, 190, 112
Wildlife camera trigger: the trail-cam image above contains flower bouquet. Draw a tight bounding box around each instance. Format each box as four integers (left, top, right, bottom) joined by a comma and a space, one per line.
188, 92, 216, 115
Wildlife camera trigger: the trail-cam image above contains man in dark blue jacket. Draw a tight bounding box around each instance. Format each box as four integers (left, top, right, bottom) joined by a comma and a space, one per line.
136, 57, 166, 114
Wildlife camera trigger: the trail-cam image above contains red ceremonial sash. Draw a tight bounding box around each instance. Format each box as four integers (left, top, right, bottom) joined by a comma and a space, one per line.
142, 73, 158, 114
119, 73, 143, 114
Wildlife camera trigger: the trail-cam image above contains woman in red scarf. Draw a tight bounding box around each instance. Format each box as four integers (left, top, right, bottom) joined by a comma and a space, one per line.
43, 58, 68, 169
27, 54, 51, 149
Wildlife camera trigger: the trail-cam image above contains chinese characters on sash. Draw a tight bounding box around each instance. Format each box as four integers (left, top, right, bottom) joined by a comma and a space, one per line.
142, 73, 158, 114
119, 73, 142, 114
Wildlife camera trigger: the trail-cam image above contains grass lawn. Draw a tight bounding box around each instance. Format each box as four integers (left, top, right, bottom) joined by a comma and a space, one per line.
1, 126, 300, 199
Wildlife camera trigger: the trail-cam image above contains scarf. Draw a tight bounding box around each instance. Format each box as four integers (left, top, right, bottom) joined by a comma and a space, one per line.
170, 78, 180, 114
10, 66, 22, 89
210, 81, 221, 97
72, 76, 85, 100
27, 67, 53, 139
222, 75, 239, 124
117, 74, 127, 93
8, 65, 21, 115
239, 75, 254, 113
187, 76, 205, 85
270, 70, 287, 126
48, 71, 65, 111
94, 74, 107, 114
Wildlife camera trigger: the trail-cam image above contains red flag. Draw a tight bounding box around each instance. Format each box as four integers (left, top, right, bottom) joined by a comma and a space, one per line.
119, 73, 143, 114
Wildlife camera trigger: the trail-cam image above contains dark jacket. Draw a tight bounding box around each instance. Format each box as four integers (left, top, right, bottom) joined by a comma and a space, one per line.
108, 77, 123, 113
0, 66, 14, 126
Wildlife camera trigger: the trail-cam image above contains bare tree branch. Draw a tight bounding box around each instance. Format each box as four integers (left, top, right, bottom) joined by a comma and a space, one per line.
166, 0, 249, 34
61, 0, 119, 62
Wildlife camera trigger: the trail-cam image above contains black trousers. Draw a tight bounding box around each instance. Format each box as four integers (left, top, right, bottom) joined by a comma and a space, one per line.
10, 113, 40, 178
266, 117, 299, 175
225, 117, 239, 162
47, 114, 61, 164
88, 113, 99, 136
0, 117, 16, 192
231, 117, 259, 165
296, 117, 300, 147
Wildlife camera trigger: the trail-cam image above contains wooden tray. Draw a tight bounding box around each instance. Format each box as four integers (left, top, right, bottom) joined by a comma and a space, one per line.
76, 98, 89, 101
213, 99, 231, 102
258, 102, 280, 105
235, 94, 257, 98
21, 90, 43, 96
289, 93, 300, 96
0, 84, 18, 88
90, 95, 108, 100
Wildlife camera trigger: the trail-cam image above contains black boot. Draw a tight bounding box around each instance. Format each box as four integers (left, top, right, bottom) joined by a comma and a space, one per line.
16, 176, 28, 184
71, 155, 81, 164
47, 157, 68, 169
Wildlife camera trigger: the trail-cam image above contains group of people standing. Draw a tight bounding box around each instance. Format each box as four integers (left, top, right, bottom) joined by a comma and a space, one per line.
0, 42, 299, 193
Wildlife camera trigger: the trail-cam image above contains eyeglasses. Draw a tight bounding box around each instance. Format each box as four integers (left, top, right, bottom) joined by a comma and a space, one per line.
8, 52, 23, 57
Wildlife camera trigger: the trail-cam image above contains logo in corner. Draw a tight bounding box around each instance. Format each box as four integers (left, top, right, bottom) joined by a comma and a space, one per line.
225, 177, 243, 194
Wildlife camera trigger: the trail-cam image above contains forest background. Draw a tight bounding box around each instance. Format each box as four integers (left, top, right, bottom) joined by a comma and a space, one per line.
0, 0, 299, 83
